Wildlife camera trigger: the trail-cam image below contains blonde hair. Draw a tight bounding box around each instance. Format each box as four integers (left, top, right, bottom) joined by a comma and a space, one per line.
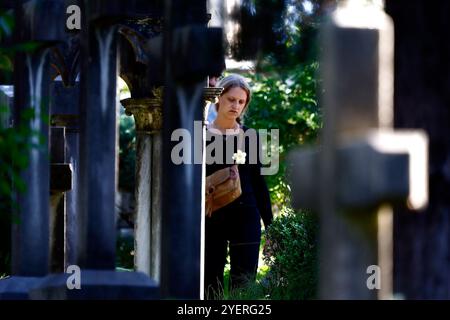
216, 74, 252, 124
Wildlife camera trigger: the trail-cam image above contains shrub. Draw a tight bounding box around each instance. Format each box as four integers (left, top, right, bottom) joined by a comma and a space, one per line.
0, 107, 42, 276
244, 61, 321, 209
262, 208, 318, 299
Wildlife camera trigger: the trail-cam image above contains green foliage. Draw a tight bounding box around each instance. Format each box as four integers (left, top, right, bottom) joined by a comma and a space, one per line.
0, 107, 44, 276
208, 262, 268, 300
216, 211, 318, 300
244, 61, 321, 208
224, 279, 267, 300
215, 212, 319, 301
118, 109, 136, 192
1, 9, 50, 275
0, 108, 43, 214
262, 208, 318, 299
230, 3, 323, 299
0, 209, 11, 275
221, 264, 271, 300
0, 9, 14, 79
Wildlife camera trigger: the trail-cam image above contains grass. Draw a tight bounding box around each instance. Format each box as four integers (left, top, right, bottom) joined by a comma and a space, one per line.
209, 234, 272, 300
215, 260, 271, 300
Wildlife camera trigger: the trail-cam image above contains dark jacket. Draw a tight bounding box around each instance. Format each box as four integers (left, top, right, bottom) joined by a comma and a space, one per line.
205, 126, 273, 230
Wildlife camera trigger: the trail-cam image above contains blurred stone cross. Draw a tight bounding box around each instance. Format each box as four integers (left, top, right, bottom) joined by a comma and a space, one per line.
287, 1, 428, 300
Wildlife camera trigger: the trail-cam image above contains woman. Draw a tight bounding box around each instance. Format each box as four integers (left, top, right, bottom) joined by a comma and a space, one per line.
205, 74, 273, 298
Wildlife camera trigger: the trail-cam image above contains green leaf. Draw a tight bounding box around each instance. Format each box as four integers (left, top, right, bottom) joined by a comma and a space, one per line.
21, 108, 35, 120
0, 179, 11, 195
0, 12, 14, 36
13, 177, 26, 194
0, 54, 12, 71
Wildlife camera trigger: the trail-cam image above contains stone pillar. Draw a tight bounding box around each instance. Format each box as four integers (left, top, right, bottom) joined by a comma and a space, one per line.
0, 47, 52, 299
11, 49, 51, 277
153, 0, 224, 299
0, 86, 13, 280
77, 24, 119, 270
160, 9, 204, 298
122, 87, 163, 282
200, 86, 222, 297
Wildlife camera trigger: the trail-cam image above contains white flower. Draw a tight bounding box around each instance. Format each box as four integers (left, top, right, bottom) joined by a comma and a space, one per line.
232, 150, 247, 164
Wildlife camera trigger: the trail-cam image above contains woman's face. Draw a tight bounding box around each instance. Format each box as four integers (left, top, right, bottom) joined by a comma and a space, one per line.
217, 86, 248, 122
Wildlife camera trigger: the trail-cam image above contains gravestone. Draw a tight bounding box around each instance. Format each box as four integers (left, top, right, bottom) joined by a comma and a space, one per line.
50, 80, 80, 268
287, 2, 428, 299
119, 17, 164, 282
49, 126, 72, 273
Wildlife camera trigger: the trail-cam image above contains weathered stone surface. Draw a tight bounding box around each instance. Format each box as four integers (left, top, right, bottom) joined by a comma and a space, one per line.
50, 80, 80, 269
12, 49, 51, 277
286, 3, 422, 300
0, 276, 43, 300
29, 270, 159, 300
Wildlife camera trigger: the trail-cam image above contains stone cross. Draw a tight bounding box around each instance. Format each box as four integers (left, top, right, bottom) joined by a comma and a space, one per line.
10, 50, 51, 278
287, 2, 428, 299
49, 80, 80, 269
49, 126, 72, 273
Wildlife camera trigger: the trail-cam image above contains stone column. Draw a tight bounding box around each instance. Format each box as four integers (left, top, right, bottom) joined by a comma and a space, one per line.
49, 127, 72, 273
155, 0, 225, 299
200, 86, 222, 297
0, 47, 52, 299
77, 24, 119, 270
11, 49, 51, 277
122, 87, 163, 282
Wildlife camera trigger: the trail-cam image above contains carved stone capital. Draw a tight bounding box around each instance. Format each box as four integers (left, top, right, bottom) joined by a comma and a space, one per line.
203, 87, 223, 124
122, 88, 163, 134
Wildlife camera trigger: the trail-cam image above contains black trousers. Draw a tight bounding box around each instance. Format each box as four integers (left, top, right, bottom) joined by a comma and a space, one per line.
204, 205, 261, 299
